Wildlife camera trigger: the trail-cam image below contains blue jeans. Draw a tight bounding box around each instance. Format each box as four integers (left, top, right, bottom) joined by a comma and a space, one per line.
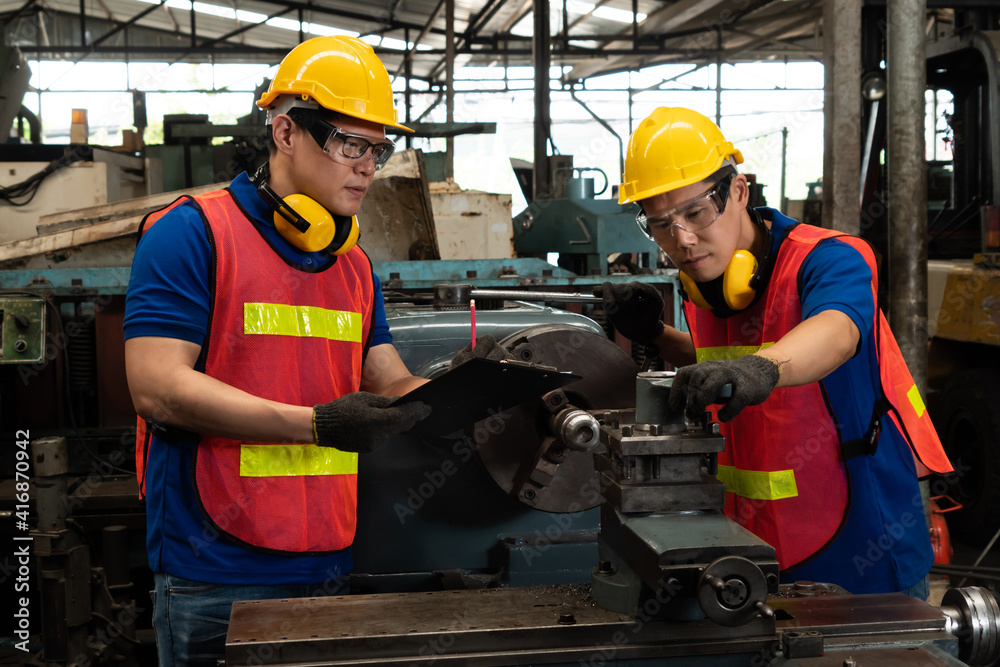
152, 572, 348, 666
901, 575, 930, 601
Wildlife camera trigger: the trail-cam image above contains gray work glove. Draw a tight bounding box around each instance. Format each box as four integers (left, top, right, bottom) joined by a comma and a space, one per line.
313, 392, 431, 453
593, 281, 665, 344
668, 354, 781, 423
448, 335, 513, 370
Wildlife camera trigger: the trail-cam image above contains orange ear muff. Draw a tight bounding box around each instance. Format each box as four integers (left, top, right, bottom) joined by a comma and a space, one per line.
679, 271, 713, 310
721, 250, 759, 311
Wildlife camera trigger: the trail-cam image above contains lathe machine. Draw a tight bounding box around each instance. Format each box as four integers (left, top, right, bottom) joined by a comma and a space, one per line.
222, 319, 1000, 667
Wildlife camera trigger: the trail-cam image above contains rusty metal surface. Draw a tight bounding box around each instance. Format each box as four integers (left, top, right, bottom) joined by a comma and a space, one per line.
225, 584, 778, 666
772, 592, 948, 637
773, 644, 960, 666
225, 585, 964, 666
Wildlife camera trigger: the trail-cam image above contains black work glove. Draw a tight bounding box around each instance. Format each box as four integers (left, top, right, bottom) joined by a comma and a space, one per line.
668, 354, 781, 423
448, 335, 514, 370
313, 392, 431, 453
593, 281, 665, 344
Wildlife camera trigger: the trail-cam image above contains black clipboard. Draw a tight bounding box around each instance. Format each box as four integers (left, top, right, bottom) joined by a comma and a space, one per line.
393, 358, 582, 436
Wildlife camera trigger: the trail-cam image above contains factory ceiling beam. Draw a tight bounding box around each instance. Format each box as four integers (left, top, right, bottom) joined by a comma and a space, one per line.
707, 9, 820, 59
727, 29, 814, 52
88, 0, 165, 47
405, 43, 821, 59
425, 0, 509, 81
217, 0, 448, 39
177, 5, 293, 60
496, 0, 531, 35
393, 0, 446, 78
565, 0, 732, 81
0, 0, 39, 23
17, 41, 289, 55
565, 0, 614, 32
94, 0, 117, 22
388, 0, 407, 20
550, 16, 818, 83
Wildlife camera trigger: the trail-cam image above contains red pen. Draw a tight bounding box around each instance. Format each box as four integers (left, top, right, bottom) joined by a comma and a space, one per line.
470, 298, 477, 349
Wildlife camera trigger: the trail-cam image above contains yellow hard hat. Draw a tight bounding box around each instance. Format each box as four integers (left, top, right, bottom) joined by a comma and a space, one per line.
257, 36, 413, 133
618, 107, 743, 205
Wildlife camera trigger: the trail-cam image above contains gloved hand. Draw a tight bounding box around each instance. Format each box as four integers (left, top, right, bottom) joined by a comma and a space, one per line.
668, 354, 781, 422
593, 281, 665, 344
313, 392, 432, 453
448, 334, 513, 370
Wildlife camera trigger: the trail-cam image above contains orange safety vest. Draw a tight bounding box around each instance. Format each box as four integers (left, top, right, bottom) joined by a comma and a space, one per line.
134, 189, 374, 554
684, 222, 952, 570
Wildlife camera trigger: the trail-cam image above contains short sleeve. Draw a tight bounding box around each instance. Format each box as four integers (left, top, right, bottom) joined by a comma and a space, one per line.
124, 204, 212, 345
799, 238, 875, 344
370, 272, 393, 346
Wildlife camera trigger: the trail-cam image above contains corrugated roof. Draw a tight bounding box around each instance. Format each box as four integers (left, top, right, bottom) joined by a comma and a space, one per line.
0, 0, 824, 81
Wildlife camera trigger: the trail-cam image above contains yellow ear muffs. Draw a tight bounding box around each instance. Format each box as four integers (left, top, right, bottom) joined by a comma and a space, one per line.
274, 194, 335, 253
678, 207, 775, 315
721, 250, 759, 311
679, 271, 713, 310
680, 250, 759, 312
272, 194, 360, 255
254, 162, 361, 255
331, 214, 360, 256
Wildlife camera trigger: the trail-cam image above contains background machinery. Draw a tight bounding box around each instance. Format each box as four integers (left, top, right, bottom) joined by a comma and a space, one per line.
858, 9, 1000, 552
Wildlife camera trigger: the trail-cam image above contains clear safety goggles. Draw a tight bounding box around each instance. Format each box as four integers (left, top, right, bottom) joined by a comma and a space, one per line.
636, 176, 732, 240
288, 108, 396, 171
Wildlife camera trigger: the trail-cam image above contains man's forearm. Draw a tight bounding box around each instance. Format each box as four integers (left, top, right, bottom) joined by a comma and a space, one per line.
127, 336, 317, 443
136, 368, 316, 443
655, 325, 696, 367
377, 374, 429, 396
756, 310, 860, 388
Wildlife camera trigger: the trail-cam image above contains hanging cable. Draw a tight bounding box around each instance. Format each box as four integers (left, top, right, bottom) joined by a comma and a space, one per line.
0, 147, 89, 207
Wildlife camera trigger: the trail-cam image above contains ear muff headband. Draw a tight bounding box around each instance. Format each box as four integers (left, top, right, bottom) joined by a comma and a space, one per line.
252, 164, 359, 255
680, 206, 775, 316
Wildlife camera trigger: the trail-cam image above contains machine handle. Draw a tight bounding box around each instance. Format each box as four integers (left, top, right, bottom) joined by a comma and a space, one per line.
553, 167, 609, 196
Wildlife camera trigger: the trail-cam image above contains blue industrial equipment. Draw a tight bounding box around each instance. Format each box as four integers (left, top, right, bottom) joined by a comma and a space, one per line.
512, 168, 659, 276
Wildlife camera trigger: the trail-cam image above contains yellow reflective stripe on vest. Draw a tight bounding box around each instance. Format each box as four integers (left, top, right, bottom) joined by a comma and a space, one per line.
244, 303, 362, 342
906, 384, 927, 418
239, 444, 358, 477
696, 342, 776, 363
717, 464, 798, 501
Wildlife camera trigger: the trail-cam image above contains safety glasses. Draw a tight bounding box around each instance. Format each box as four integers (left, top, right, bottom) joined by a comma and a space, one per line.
636, 176, 732, 240
288, 109, 396, 171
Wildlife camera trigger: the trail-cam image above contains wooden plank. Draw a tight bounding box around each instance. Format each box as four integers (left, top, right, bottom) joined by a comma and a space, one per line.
0, 214, 146, 264
357, 149, 439, 261
36, 181, 226, 236
9, 148, 438, 264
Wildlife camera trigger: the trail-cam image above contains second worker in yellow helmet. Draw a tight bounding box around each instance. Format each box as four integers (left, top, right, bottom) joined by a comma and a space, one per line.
595, 106, 953, 599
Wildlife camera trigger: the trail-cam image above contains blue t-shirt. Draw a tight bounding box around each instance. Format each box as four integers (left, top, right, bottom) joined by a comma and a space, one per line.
760, 208, 931, 593
124, 171, 391, 584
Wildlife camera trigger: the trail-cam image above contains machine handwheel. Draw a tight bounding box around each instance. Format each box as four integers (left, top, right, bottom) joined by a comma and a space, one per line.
697, 556, 769, 627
